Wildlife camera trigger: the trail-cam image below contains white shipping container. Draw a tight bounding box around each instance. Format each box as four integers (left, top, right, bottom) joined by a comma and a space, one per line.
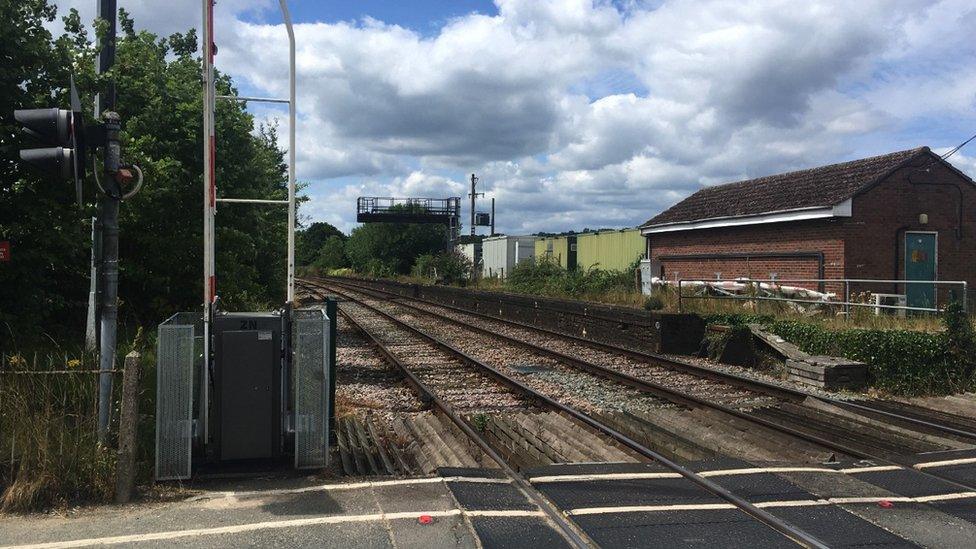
482, 235, 536, 278
459, 243, 477, 265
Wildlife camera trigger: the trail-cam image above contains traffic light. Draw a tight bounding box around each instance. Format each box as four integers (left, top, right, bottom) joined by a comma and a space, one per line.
13, 79, 87, 204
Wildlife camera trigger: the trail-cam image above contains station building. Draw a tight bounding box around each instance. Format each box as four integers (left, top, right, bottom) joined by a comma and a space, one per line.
640, 147, 976, 307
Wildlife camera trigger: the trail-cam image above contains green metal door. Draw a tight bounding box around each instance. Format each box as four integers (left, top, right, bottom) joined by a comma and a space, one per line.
905, 232, 936, 309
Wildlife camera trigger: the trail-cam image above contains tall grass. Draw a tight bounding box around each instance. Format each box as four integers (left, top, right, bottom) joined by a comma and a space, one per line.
0, 352, 115, 511
0, 334, 154, 512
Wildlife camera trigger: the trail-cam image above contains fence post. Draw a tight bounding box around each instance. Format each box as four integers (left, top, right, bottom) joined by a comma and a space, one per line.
678, 280, 683, 313
115, 351, 141, 504
844, 281, 850, 321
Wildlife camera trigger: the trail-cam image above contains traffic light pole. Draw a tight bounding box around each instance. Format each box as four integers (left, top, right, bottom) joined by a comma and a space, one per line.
96, 114, 122, 442
95, 0, 118, 443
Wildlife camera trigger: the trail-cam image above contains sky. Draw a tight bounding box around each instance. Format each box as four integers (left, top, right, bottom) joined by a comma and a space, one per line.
51, 0, 976, 235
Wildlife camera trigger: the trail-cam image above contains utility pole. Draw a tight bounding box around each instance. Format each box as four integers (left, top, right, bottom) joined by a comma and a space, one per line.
95, 0, 119, 443
469, 173, 484, 237
490, 197, 495, 236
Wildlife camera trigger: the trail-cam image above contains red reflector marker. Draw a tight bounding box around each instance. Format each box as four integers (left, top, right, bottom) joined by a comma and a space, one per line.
418, 515, 433, 525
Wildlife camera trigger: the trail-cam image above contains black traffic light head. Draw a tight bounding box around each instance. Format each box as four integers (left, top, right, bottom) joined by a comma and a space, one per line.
13, 77, 87, 205
18, 147, 74, 179
14, 108, 73, 145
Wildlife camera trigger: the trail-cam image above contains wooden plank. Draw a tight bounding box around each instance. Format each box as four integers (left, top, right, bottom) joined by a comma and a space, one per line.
365, 416, 397, 475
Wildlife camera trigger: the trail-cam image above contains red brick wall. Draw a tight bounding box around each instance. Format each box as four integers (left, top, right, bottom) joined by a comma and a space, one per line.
648, 220, 846, 292
646, 154, 976, 301
842, 160, 976, 300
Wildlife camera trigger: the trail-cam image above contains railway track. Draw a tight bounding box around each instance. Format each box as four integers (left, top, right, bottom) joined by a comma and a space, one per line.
321, 277, 976, 441
310, 277, 976, 493
300, 281, 833, 549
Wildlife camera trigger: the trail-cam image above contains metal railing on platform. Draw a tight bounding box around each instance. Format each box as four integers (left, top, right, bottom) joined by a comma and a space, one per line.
674, 278, 968, 315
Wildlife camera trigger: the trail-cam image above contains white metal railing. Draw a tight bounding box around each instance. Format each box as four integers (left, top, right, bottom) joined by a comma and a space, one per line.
672, 278, 968, 315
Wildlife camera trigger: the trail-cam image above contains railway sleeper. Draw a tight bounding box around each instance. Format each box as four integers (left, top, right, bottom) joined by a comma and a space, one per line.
753, 406, 933, 457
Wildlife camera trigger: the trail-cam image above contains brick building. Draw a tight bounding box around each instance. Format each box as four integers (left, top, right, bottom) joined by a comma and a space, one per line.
640, 147, 976, 308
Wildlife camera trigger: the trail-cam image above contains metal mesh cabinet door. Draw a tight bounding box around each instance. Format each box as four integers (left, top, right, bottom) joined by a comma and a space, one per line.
294, 310, 330, 469
155, 320, 195, 480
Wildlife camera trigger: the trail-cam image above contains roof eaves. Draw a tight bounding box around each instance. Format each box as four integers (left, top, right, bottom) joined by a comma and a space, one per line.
639, 204, 833, 230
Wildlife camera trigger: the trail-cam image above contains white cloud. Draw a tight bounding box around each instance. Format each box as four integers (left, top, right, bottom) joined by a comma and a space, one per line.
54, 0, 976, 234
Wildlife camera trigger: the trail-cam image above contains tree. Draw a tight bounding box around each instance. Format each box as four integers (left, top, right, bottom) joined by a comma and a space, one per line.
345, 221, 446, 276
0, 3, 293, 345
0, 1, 89, 343
312, 236, 348, 270
296, 221, 344, 266
412, 251, 471, 284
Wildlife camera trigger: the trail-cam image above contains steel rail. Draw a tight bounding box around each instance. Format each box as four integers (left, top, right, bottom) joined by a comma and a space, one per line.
319, 292, 593, 549
310, 278, 976, 497
323, 276, 976, 442
305, 281, 830, 549
321, 278, 873, 460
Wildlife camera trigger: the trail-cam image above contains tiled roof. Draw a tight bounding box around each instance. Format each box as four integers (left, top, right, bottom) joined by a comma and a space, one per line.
641, 147, 930, 228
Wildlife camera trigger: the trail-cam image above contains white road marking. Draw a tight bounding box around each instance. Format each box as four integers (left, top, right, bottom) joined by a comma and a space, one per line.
185, 475, 510, 501
567, 491, 976, 516
529, 472, 682, 483
914, 456, 976, 469
838, 465, 903, 474
698, 466, 837, 477
466, 509, 546, 517
0, 507, 542, 549
568, 503, 736, 515
529, 465, 896, 484
913, 491, 976, 503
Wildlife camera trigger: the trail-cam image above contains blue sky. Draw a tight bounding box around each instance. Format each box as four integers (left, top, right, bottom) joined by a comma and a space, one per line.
54, 0, 976, 234
277, 1, 498, 33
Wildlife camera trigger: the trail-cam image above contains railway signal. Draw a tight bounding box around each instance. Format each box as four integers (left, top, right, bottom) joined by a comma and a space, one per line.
13, 80, 87, 205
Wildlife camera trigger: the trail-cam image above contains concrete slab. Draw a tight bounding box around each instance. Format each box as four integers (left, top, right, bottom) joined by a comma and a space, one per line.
574, 509, 793, 548
446, 480, 534, 511
468, 516, 570, 549
387, 516, 479, 549
0, 478, 484, 549
777, 468, 976, 548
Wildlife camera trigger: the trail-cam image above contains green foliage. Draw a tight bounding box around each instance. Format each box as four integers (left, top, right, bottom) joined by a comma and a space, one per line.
768, 315, 974, 395
643, 294, 664, 311
297, 222, 345, 266
943, 301, 976, 378
1, 3, 292, 346
412, 251, 471, 284
1, 352, 115, 511
312, 235, 349, 271
505, 259, 633, 298
345, 220, 446, 276
702, 313, 776, 327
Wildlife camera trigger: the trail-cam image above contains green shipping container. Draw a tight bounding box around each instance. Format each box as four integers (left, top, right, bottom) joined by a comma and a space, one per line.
534, 236, 570, 269
576, 229, 644, 271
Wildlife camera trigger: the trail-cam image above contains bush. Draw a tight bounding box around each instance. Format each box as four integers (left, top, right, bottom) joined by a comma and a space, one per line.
643, 295, 664, 311
944, 301, 976, 378
702, 313, 776, 327
412, 251, 472, 284
768, 310, 975, 395
505, 260, 633, 298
